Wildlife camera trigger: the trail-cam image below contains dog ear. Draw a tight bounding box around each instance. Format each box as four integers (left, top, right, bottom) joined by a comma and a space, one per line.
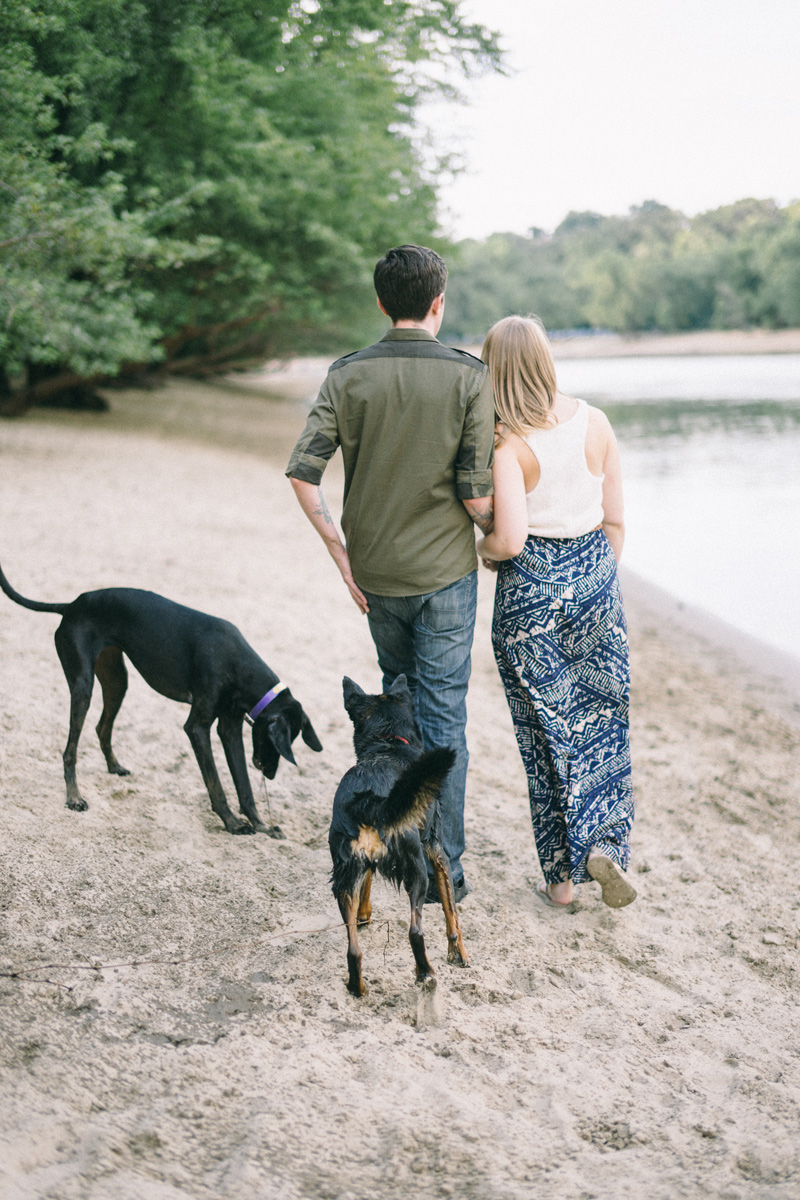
342, 676, 366, 713
269, 714, 297, 766
301, 712, 323, 752
388, 674, 412, 702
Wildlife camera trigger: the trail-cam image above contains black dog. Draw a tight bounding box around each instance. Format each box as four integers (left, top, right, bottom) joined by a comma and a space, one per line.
329, 675, 469, 997
0, 563, 321, 834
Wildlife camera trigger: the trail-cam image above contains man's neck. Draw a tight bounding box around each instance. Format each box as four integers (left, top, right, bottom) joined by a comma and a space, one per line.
392, 317, 439, 336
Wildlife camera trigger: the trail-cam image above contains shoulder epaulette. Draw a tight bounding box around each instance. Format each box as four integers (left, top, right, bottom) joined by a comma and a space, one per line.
328, 348, 362, 372
448, 346, 486, 367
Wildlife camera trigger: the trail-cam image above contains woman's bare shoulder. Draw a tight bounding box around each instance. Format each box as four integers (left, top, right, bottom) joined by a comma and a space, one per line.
584, 401, 612, 428
585, 402, 617, 444
495, 423, 527, 451
497, 428, 538, 467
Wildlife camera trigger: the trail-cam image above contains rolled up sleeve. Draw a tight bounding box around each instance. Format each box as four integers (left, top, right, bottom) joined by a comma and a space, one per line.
455, 369, 495, 498
285, 384, 340, 485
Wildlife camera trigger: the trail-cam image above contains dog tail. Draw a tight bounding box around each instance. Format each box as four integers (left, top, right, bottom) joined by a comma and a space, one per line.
350, 747, 456, 837
0, 562, 69, 614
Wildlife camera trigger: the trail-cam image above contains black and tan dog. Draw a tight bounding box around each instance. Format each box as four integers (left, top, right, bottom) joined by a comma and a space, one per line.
329, 675, 470, 997
0, 562, 321, 834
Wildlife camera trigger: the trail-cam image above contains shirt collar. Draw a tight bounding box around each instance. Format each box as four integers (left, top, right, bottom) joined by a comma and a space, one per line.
379, 327, 439, 343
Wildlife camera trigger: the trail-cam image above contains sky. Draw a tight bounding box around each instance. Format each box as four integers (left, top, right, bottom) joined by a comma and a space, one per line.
420, 0, 800, 240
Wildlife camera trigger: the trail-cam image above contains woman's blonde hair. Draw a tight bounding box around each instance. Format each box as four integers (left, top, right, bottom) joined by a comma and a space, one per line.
482, 315, 558, 435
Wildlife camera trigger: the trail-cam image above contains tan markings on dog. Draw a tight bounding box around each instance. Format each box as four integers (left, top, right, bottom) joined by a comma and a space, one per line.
389, 779, 441, 836
351, 826, 387, 859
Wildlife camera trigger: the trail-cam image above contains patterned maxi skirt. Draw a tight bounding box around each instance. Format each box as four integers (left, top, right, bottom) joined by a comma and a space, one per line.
492, 530, 633, 885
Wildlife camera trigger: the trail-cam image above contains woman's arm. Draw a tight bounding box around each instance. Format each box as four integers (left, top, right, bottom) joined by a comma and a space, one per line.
476, 438, 529, 562
599, 420, 625, 562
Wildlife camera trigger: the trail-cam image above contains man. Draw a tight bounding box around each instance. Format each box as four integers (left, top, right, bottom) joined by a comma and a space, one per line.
286, 244, 494, 898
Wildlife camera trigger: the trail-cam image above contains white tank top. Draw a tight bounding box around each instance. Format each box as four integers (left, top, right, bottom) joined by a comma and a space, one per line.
524, 399, 604, 538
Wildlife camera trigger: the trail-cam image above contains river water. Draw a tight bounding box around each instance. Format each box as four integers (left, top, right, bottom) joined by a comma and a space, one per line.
555, 354, 800, 660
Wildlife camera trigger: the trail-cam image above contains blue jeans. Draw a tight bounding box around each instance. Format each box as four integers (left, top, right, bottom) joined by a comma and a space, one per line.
362, 571, 478, 879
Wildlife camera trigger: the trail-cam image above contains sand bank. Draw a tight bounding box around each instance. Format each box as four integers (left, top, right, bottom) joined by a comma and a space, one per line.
1, 382, 799, 1200
548, 327, 800, 359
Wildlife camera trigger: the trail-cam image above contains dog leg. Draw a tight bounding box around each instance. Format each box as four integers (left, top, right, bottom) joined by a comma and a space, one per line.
407, 868, 435, 985
357, 871, 373, 928
337, 892, 366, 997
428, 846, 470, 967
93, 647, 130, 776
216, 715, 275, 835
62, 685, 93, 811
184, 709, 255, 834
409, 903, 435, 984
54, 626, 95, 811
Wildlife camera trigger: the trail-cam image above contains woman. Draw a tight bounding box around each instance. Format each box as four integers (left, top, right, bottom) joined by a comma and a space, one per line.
477, 316, 636, 909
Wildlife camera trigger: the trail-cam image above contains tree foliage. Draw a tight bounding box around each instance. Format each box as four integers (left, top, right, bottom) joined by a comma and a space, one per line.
1, 0, 500, 408
442, 198, 800, 341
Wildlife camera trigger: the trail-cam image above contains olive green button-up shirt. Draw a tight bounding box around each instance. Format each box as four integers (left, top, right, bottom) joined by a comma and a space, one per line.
286, 327, 494, 596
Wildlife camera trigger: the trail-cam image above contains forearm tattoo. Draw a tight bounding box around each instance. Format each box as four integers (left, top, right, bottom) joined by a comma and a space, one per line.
470, 500, 494, 534
312, 488, 333, 524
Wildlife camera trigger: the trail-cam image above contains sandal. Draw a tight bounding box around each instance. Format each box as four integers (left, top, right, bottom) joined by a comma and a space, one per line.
587, 855, 637, 908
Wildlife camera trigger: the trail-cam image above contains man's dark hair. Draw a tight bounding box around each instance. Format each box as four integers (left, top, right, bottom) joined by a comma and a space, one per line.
373, 245, 447, 322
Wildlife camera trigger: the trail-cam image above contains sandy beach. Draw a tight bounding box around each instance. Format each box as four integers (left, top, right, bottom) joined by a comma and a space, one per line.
1, 380, 799, 1200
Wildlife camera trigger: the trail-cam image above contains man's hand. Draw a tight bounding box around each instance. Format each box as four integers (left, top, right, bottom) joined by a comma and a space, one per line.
338, 556, 369, 614
289, 478, 369, 614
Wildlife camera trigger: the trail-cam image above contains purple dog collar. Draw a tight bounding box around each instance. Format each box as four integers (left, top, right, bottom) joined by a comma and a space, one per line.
244, 682, 287, 726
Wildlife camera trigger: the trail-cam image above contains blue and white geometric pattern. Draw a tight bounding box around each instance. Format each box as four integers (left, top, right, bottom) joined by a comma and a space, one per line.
492, 530, 634, 885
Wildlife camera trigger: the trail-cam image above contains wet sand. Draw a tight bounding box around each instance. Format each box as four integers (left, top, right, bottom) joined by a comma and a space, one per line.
1, 381, 799, 1199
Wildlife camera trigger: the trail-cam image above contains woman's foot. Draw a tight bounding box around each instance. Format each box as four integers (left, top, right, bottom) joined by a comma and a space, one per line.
587, 854, 637, 908
535, 880, 574, 908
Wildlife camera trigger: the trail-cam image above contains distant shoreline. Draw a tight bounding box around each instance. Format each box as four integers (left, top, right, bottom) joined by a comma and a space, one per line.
544, 326, 800, 359
233, 327, 800, 401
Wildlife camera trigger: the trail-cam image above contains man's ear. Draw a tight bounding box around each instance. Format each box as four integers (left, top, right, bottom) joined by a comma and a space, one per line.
377, 296, 390, 318
431, 292, 445, 316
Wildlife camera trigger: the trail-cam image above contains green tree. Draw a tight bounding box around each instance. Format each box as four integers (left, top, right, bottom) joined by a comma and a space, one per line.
1, 0, 500, 411
442, 197, 800, 340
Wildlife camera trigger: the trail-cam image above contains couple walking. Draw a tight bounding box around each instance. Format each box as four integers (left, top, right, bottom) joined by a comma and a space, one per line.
286, 244, 635, 911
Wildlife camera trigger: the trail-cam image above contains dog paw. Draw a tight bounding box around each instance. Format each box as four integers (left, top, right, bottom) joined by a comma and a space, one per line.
447, 939, 471, 968
416, 975, 444, 1026
265, 824, 286, 840
110, 765, 131, 777
229, 821, 256, 835
66, 797, 89, 812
